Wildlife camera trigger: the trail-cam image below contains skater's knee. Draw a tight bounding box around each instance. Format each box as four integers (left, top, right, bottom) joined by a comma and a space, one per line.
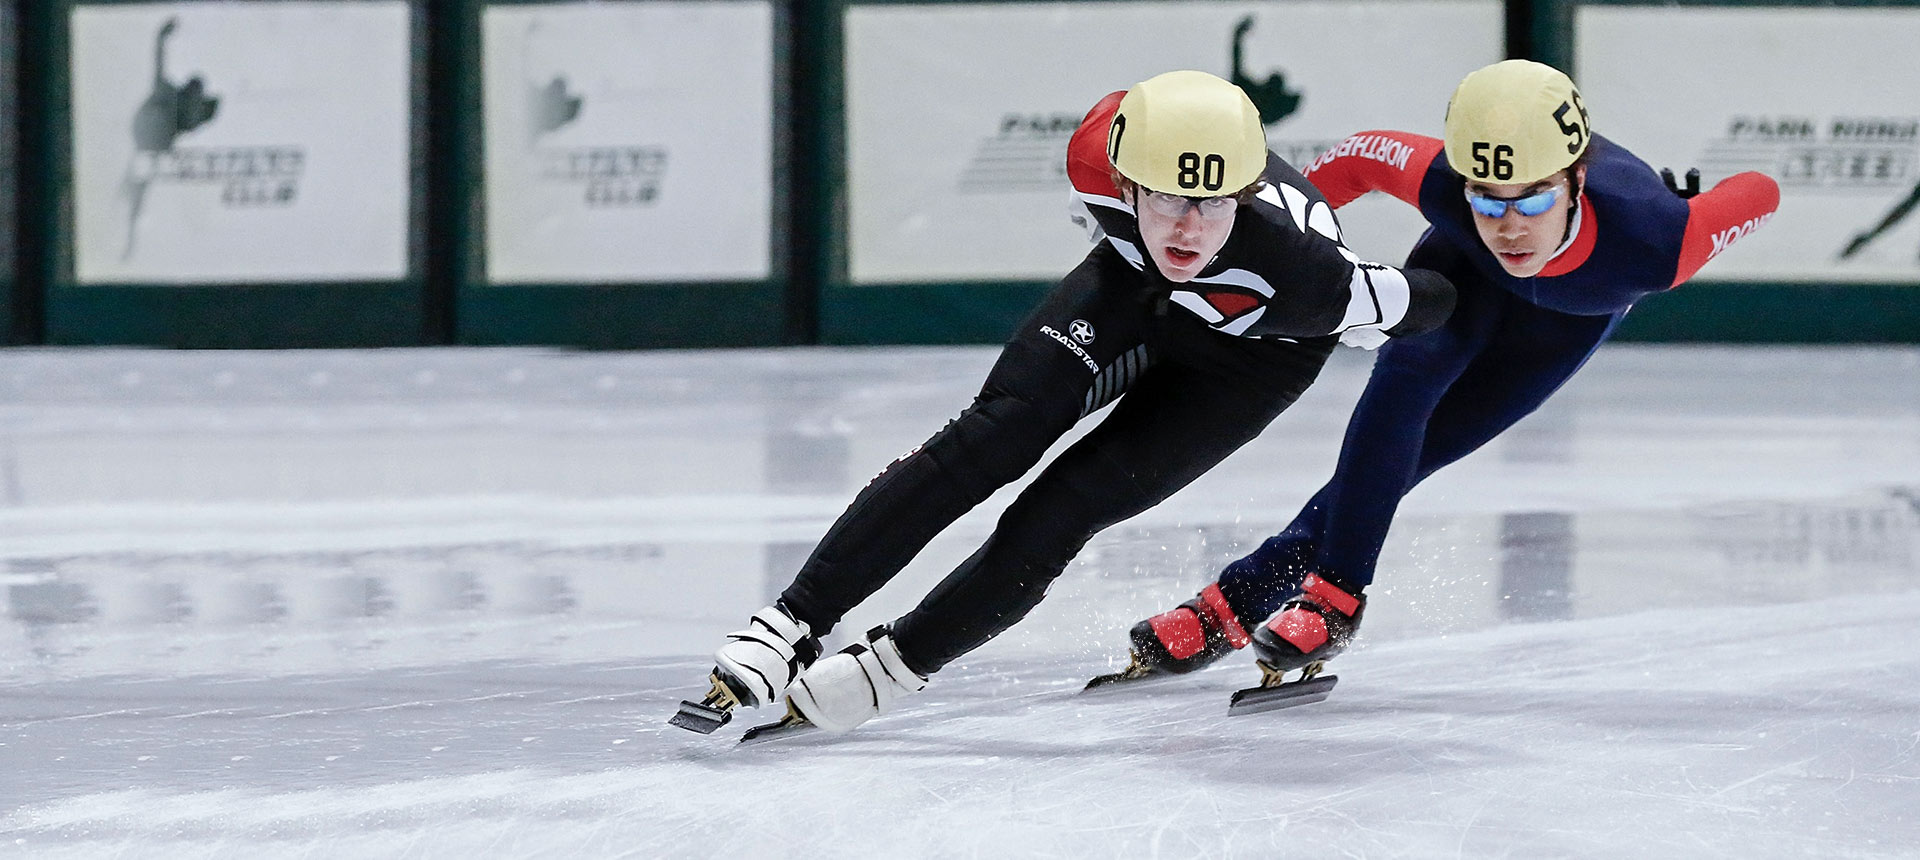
935, 393, 1074, 498
892, 568, 1053, 676
997, 451, 1142, 554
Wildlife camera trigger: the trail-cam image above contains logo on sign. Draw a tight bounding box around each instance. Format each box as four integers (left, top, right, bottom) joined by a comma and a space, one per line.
1705, 115, 1918, 192
121, 17, 306, 260
521, 22, 669, 208
1230, 16, 1300, 128
1839, 178, 1920, 263
958, 112, 1082, 194
1693, 115, 1919, 263
961, 16, 1332, 196
1230, 15, 1343, 169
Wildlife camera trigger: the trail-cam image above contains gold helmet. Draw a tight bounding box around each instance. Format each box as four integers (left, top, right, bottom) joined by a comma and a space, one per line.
1108, 70, 1267, 196
1443, 60, 1590, 185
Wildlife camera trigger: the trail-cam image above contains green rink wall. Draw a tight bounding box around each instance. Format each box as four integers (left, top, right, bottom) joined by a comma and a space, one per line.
1, 5, 19, 344
1616, 282, 1920, 344
4, 0, 1917, 348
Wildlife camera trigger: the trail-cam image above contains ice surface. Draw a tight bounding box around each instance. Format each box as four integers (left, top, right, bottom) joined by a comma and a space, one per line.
2, 345, 1918, 857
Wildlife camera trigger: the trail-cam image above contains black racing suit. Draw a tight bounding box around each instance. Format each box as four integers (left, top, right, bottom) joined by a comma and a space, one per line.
777, 90, 1455, 676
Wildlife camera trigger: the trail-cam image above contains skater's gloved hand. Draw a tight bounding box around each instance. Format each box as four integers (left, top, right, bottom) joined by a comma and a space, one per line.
1662, 167, 1702, 199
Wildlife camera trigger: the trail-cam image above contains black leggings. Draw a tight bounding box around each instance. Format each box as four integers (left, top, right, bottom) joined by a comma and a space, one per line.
779, 244, 1335, 674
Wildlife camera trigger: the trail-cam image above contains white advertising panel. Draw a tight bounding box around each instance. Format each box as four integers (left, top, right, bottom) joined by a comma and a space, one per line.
482, 2, 773, 284
1578, 6, 1920, 282
845, 1, 1502, 284
70, 3, 411, 284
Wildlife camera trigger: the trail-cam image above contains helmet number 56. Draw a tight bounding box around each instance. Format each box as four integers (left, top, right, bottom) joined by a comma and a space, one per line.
1470, 141, 1514, 181
1554, 92, 1588, 154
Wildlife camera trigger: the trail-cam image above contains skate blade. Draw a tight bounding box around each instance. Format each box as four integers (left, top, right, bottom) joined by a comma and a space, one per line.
1082, 667, 1185, 694
668, 699, 732, 734
1082, 669, 1148, 692
668, 671, 748, 734
1081, 651, 1163, 693
739, 713, 815, 745
1226, 674, 1338, 716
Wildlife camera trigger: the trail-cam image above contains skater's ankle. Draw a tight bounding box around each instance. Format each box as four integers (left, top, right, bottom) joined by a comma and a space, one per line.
1301, 574, 1363, 616
884, 624, 941, 679
772, 594, 833, 640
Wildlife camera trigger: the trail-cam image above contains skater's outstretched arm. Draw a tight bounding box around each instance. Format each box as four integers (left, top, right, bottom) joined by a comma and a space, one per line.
1302, 130, 1444, 209
1671, 171, 1780, 285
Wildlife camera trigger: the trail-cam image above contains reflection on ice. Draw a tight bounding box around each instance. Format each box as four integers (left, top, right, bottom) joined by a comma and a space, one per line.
7, 489, 1915, 682
1498, 511, 1575, 622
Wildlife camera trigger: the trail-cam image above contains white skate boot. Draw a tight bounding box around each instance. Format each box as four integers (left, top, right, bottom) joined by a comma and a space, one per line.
670, 602, 821, 734
788, 626, 927, 733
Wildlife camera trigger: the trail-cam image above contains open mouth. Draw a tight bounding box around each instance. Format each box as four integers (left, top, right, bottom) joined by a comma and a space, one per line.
1166, 247, 1201, 266
1496, 250, 1535, 266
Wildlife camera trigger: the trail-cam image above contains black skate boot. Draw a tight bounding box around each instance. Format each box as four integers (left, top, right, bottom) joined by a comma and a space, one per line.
1229, 574, 1364, 715
1086, 584, 1251, 690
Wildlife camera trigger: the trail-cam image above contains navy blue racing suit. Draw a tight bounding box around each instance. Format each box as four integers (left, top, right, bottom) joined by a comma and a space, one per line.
1213, 129, 1781, 623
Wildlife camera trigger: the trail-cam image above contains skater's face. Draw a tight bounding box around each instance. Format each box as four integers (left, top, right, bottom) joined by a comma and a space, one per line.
1465, 166, 1584, 278
1131, 186, 1238, 283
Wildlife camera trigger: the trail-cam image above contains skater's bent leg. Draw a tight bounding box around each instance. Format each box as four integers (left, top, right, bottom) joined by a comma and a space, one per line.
894, 334, 1331, 674
1308, 283, 1504, 592
1317, 302, 1617, 590
778, 381, 1081, 637
1411, 307, 1619, 482
779, 246, 1152, 637
889, 447, 1137, 676
1310, 358, 1459, 590
1215, 489, 1331, 623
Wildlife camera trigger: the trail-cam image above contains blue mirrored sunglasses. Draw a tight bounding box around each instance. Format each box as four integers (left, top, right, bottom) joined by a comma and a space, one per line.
1464, 186, 1560, 218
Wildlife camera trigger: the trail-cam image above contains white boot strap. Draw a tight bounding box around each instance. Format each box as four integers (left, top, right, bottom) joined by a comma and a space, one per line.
869, 635, 927, 695
726, 628, 795, 663
751, 605, 809, 642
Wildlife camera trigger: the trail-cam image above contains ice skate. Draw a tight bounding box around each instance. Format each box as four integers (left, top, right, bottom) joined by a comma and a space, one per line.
745, 626, 925, 738
1228, 574, 1363, 716
1085, 584, 1251, 691
670, 602, 821, 734
738, 700, 816, 745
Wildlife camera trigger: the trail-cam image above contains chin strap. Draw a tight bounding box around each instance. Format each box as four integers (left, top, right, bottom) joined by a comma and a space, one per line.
1558, 173, 1586, 248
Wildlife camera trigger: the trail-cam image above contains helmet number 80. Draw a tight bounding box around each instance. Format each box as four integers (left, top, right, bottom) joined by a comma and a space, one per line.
1177, 152, 1227, 191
